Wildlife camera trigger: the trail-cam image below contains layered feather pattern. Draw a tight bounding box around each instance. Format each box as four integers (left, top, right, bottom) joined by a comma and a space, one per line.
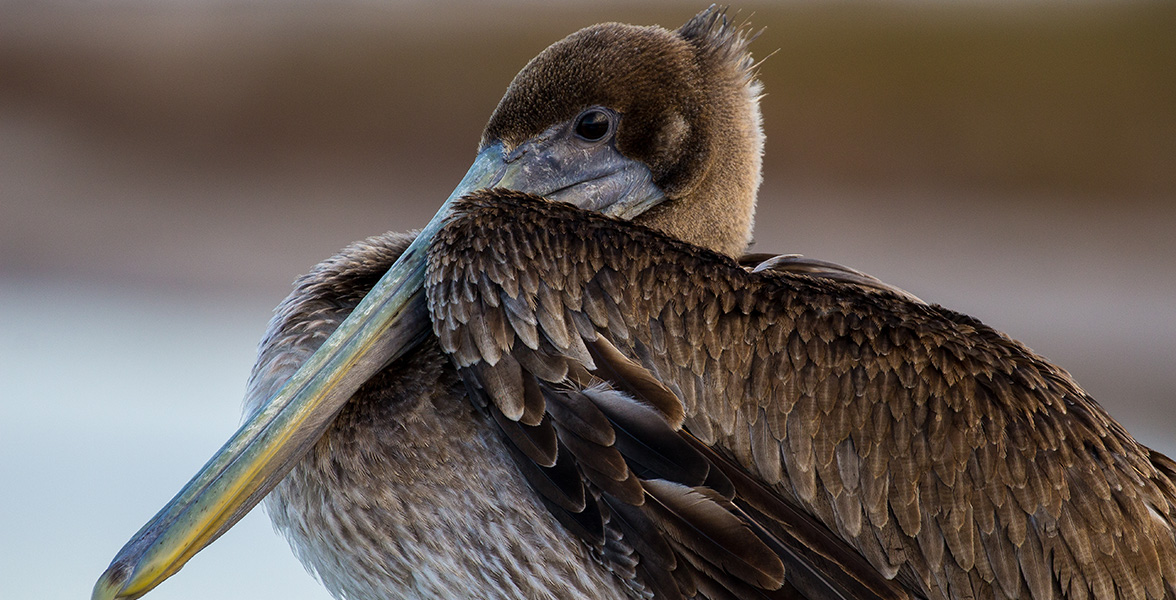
425, 189, 1176, 600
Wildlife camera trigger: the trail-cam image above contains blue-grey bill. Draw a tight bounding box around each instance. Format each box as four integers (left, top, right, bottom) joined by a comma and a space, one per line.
91, 145, 511, 600
93, 138, 664, 600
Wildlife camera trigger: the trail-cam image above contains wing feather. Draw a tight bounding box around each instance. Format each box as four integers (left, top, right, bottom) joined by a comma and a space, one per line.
426, 190, 1176, 600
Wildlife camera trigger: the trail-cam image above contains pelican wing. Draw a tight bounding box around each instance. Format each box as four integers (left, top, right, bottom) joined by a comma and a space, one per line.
426, 190, 1176, 600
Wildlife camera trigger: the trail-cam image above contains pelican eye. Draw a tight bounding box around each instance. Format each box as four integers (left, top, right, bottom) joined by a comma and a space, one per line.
573, 109, 612, 142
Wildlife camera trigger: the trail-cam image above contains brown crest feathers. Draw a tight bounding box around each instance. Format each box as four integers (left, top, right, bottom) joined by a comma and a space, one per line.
678, 6, 760, 86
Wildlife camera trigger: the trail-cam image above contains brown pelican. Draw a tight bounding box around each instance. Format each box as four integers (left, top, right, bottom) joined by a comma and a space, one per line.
95, 7, 1176, 600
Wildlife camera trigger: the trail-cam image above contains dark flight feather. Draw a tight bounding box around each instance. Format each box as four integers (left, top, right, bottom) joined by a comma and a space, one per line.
587, 336, 687, 429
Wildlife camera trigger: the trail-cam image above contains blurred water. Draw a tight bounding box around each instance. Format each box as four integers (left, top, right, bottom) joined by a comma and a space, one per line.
0, 279, 331, 600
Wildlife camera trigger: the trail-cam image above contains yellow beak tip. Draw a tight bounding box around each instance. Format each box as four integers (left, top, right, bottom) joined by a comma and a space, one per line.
93, 563, 135, 600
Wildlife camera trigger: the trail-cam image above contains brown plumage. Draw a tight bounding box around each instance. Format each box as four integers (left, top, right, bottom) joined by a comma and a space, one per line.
94, 7, 1176, 600
426, 189, 1176, 599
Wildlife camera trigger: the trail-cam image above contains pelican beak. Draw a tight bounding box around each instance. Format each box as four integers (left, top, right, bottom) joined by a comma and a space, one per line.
93, 136, 665, 600
490, 127, 667, 220
93, 145, 509, 600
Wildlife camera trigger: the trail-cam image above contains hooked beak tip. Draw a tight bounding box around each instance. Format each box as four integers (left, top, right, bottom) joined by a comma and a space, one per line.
92, 563, 133, 600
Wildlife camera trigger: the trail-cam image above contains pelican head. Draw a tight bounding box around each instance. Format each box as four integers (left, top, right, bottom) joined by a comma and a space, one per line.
481, 10, 764, 257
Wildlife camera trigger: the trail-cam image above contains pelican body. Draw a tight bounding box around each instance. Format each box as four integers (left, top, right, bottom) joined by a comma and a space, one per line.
95, 8, 1176, 600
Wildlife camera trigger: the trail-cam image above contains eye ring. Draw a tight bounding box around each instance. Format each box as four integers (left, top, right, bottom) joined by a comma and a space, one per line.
573, 108, 613, 143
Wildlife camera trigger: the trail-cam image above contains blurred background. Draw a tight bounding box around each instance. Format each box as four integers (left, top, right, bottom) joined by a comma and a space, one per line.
2, 1, 1173, 599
